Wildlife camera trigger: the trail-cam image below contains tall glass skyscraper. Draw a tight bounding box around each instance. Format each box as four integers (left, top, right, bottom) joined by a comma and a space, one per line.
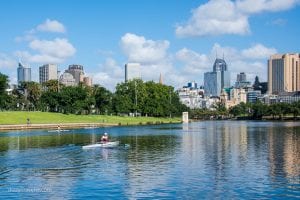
204, 58, 230, 97
204, 71, 221, 97
213, 58, 230, 89
17, 62, 31, 84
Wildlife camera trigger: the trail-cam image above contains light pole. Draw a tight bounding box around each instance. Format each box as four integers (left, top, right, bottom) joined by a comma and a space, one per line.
169, 89, 172, 118
57, 70, 61, 92
135, 80, 137, 117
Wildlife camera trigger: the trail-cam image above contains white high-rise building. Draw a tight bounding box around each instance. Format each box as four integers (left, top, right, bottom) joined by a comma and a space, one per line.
39, 64, 58, 84
125, 63, 141, 82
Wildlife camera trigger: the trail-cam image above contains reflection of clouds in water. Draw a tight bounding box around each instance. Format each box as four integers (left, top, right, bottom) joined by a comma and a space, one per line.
124, 136, 178, 199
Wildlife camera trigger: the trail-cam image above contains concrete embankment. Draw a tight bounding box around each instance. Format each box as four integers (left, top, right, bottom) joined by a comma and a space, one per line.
0, 123, 118, 131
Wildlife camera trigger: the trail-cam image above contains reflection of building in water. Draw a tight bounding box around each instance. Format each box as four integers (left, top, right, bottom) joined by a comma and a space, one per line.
238, 122, 248, 162
124, 135, 178, 198
268, 125, 300, 183
283, 129, 300, 179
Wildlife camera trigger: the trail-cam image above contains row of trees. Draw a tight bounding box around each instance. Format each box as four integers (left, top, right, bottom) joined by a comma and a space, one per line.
190, 101, 300, 120
0, 72, 188, 117
229, 101, 300, 119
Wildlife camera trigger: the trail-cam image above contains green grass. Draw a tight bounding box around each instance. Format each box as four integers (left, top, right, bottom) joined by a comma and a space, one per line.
0, 111, 181, 125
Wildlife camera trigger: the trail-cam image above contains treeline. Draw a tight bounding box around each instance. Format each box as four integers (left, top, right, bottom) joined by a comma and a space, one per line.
0, 73, 188, 117
190, 101, 300, 120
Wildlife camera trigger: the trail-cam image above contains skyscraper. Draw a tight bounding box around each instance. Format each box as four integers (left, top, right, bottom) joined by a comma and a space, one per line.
237, 72, 246, 82
235, 72, 251, 88
125, 63, 141, 82
204, 57, 230, 97
17, 62, 31, 84
213, 58, 230, 89
268, 53, 300, 94
204, 71, 221, 96
39, 64, 58, 84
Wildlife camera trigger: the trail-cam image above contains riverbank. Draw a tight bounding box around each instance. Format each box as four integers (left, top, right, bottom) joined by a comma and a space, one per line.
0, 111, 181, 131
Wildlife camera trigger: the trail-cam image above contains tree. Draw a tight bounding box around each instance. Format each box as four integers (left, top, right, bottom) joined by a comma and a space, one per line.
290, 101, 300, 119
19, 81, 41, 111
251, 101, 268, 119
40, 91, 61, 112
93, 85, 112, 114
42, 80, 63, 92
0, 73, 9, 110
59, 85, 93, 114
113, 79, 187, 117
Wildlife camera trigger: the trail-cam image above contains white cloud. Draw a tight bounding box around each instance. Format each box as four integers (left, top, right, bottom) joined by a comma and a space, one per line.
15, 19, 66, 42
120, 33, 170, 64
93, 58, 124, 91
29, 38, 76, 59
0, 53, 17, 69
176, 48, 209, 75
36, 19, 66, 33
176, 0, 250, 37
241, 44, 277, 59
211, 43, 241, 61
236, 0, 300, 14
15, 38, 76, 64
176, 0, 299, 37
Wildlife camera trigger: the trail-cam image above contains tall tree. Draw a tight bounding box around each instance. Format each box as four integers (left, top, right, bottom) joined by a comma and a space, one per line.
93, 85, 113, 114
19, 81, 41, 111
0, 73, 9, 109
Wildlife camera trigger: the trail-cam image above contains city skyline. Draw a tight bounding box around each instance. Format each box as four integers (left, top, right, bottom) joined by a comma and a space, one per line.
0, 0, 299, 90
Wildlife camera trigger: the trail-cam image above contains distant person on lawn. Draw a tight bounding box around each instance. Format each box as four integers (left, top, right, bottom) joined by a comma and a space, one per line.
27, 118, 30, 126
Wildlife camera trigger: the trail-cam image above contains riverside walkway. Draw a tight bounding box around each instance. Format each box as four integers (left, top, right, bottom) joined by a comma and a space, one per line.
0, 122, 118, 131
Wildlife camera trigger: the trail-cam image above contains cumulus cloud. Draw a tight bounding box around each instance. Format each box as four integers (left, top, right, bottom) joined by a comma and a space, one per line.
236, 0, 300, 14
93, 58, 124, 91
241, 44, 277, 59
29, 38, 76, 59
176, 0, 250, 37
121, 33, 170, 64
176, 48, 209, 75
36, 19, 66, 33
0, 53, 16, 69
15, 19, 66, 42
176, 0, 299, 37
15, 38, 76, 64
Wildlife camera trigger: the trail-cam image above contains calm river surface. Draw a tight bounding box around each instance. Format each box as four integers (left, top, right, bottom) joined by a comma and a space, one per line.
0, 121, 299, 199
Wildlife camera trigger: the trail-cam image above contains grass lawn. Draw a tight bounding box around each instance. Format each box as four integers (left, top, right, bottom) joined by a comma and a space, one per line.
0, 111, 181, 125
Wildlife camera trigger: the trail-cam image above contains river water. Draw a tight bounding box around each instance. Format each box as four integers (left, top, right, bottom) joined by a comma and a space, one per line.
0, 121, 299, 199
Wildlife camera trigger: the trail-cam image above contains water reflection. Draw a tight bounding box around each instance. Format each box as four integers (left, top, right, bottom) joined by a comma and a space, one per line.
0, 122, 299, 199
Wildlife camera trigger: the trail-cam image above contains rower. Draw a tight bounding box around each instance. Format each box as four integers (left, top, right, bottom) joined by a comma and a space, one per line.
101, 132, 109, 143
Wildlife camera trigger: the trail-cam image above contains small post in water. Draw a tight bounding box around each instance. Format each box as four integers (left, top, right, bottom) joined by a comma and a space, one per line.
182, 112, 189, 123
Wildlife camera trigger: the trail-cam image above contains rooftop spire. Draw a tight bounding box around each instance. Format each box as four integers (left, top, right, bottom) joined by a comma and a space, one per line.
159, 73, 163, 84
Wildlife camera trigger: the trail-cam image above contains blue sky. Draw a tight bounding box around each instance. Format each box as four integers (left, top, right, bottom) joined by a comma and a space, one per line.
0, 0, 299, 90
